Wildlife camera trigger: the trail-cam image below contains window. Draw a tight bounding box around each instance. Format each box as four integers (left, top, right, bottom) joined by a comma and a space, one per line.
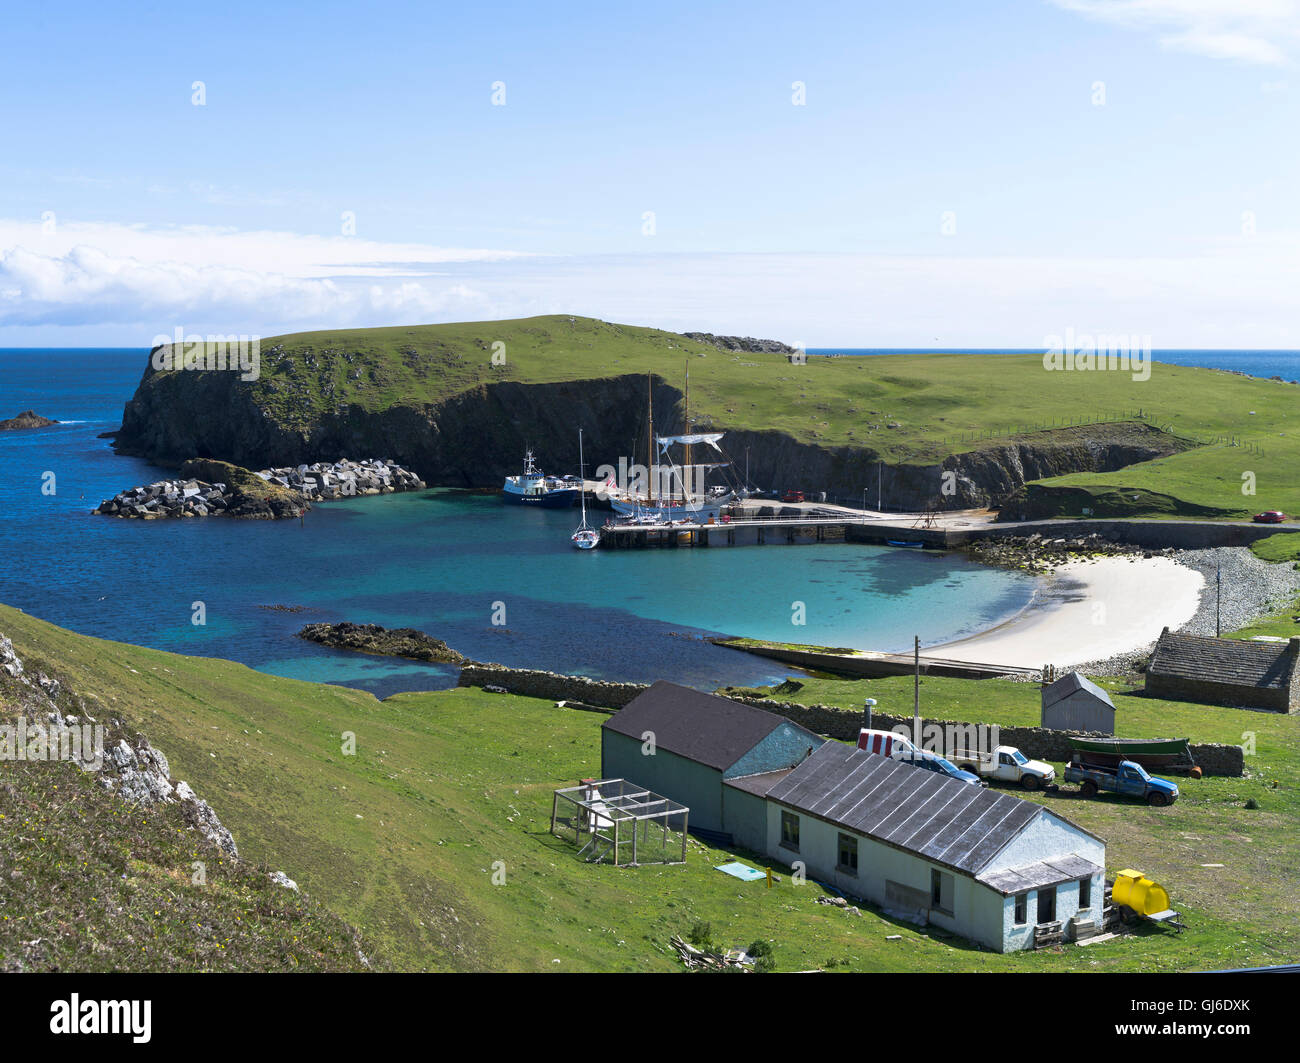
1014, 893, 1027, 925
930, 869, 952, 913
837, 833, 858, 874
1079, 876, 1092, 910
780, 810, 800, 851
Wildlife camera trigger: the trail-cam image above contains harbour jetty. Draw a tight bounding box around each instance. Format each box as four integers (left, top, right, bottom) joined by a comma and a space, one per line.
93, 457, 424, 519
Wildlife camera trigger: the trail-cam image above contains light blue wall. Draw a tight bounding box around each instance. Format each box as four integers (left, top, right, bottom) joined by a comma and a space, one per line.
724, 723, 824, 779
1001, 873, 1104, 951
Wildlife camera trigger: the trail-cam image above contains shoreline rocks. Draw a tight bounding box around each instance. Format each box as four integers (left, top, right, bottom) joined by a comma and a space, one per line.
297, 622, 466, 664
0, 410, 58, 431
93, 456, 424, 520
965, 533, 1175, 573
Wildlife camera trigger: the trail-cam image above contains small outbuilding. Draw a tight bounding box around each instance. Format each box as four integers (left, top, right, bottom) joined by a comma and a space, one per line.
1041, 671, 1116, 734
1145, 628, 1300, 712
600, 681, 824, 850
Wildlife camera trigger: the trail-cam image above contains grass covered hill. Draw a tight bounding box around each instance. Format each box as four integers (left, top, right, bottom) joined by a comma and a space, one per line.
2, 601, 1298, 972
114, 314, 1300, 517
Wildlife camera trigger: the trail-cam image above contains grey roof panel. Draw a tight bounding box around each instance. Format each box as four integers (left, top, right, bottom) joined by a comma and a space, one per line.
979, 854, 1104, 895
1147, 630, 1297, 690
723, 769, 793, 798
1043, 671, 1116, 709
767, 742, 1048, 875
602, 681, 820, 772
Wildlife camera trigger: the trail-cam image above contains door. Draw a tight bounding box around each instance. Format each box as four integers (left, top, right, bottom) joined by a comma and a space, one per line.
1037, 886, 1056, 924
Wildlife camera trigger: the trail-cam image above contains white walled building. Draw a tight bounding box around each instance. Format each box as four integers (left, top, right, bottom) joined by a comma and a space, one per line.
763, 742, 1105, 952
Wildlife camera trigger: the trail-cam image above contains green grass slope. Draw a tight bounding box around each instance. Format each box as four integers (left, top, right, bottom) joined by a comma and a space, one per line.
2, 602, 1298, 971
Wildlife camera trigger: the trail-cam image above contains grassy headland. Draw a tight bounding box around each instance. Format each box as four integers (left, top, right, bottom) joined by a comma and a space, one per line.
124, 315, 1300, 518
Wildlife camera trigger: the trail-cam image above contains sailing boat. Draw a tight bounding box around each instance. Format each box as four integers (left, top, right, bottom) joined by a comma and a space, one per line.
571, 427, 600, 550
609, 368, 742, 523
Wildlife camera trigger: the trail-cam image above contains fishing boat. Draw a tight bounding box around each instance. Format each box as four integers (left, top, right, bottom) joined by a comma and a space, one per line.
608, 369, 745, 523
502, 450, 581, 507
1068, 736, 1196, 773
571, 429, 600, 550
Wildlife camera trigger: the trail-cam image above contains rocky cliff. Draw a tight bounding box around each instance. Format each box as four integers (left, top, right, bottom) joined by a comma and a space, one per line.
114, 355, 1193, 510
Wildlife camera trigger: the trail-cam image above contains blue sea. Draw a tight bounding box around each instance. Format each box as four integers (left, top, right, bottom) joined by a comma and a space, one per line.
4, 346, 1292, 699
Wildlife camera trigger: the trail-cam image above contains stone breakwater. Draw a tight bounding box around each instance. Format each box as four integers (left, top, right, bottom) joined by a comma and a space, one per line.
94, 457, 424, 520
257, 458, 425, 501
455, 663, 1244, 776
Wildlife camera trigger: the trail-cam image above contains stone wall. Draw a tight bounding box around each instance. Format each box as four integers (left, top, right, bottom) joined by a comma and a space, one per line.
457, 664, 646, 710
1145, 673, 1294, 714
454, 665, 1245, 776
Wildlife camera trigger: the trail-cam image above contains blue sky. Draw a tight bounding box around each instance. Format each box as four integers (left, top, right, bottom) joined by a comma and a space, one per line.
3, 0, 1299, 345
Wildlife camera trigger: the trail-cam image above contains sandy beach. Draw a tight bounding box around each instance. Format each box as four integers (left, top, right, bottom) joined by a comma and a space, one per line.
928, 556, 1205, 669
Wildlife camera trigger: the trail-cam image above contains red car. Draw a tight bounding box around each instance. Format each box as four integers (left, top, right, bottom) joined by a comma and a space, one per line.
782, 490, 806, 503
1253, 510, 1287, 523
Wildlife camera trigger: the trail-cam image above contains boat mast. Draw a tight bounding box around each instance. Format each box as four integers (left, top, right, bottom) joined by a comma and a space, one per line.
682, 362, 692, 501
647, 372, 656, 505
578, 427, 589, 530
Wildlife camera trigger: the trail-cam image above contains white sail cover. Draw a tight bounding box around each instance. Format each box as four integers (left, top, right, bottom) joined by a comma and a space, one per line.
656, 432, 724, 449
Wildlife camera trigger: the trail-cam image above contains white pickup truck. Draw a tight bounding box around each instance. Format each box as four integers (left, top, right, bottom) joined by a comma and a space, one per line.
949, 746, 1055, 790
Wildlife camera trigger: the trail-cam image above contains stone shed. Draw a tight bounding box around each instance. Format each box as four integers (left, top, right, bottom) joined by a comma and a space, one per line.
1144, 628, 1300, 712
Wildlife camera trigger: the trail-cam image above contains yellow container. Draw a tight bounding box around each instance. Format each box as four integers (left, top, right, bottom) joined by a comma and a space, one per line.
1113, 868, 1170, 916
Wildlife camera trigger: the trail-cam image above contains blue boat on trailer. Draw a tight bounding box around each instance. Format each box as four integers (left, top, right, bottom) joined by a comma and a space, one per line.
502, 450, 581, 507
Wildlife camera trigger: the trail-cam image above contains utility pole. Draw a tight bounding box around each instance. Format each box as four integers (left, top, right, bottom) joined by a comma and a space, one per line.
913, 635, 921, 747
878, 461, 883, 512
1216, 562, 1221, 637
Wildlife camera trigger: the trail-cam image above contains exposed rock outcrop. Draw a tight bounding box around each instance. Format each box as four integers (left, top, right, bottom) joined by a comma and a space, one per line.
0, 632, 238, 857
681, 333, 798, 354
93, 457, 423, 519
0, 410, 57, 431
297, 622, 466, 664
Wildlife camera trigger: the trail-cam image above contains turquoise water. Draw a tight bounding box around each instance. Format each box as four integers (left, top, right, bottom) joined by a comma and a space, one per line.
0, 349, 1041, 696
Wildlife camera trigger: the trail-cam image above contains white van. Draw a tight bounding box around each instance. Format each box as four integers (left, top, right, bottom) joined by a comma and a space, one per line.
856, 728, 919, 758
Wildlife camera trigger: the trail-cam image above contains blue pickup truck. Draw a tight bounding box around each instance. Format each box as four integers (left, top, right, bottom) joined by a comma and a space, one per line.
1064, 758, 1179, 806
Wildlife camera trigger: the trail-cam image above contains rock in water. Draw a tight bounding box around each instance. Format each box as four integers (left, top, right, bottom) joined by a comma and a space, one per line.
0, 410, 58, 431
296, 621, 466, 664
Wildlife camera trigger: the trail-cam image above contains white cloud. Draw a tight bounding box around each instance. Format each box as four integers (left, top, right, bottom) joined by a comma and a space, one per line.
0, 219, 526, 333
1051, 0, 1300, 65
3, 217, 1300, 347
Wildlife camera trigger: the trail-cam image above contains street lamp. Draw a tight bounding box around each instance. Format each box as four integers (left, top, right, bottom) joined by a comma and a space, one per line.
864, 698, 877, 729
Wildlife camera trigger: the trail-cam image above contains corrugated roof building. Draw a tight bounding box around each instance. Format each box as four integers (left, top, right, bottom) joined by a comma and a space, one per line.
765, 742, 1105, 951
1145, 628, 1300, 712
1041, 671, 1116, 733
